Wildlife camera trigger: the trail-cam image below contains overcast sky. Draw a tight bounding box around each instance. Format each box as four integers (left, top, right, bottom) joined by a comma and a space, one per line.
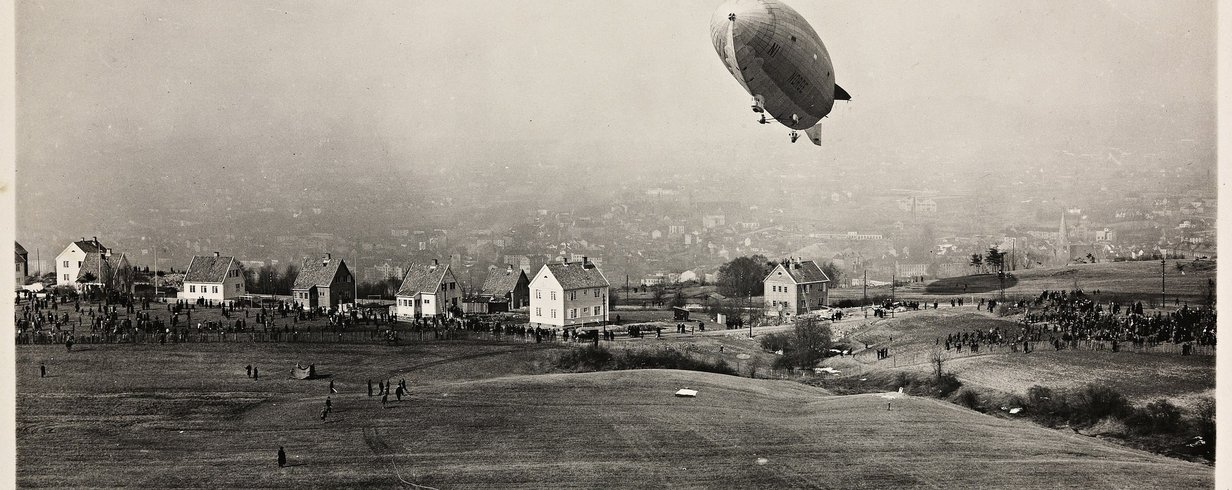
16, 0, 1217, 189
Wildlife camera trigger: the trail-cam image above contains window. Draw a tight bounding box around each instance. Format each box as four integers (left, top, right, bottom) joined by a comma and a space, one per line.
594, 289, 600, 297
594, 305, 602, 316
212, 286, 218, 293
449, 282, 455, 290
423, 298, 430, 304
569, 291, 576, 301
582, 307, 589, 316
551, 309, 556, 318
551, 291, 556, 300
63, 274, 69, 281
63, 261, 68, 268
569, 309, 577, 318
535, 307, 541, 316
535, 289, 541, 299
78, 261, 82, 267
189, 285, 196, 293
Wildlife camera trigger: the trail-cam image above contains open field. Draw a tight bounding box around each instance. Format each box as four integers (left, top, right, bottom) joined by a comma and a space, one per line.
17, 339, 1212, 488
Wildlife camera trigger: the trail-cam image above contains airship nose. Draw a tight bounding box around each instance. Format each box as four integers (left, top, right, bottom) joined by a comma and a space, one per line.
710, 0, 767, 29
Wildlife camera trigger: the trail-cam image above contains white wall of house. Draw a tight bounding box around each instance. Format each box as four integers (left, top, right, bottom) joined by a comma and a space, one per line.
528, 266, 609, 328
180, 262, 246, 303
529, 268, 563, 327
764, 265, 799, 317
55, 243, 87, 290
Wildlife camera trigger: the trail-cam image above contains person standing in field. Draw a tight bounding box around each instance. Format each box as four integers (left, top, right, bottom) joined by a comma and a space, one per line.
381, 391, 388, 407
246, 365, 252, 378
253, 367, 259, 380
39, 362, 46, 378
278, 446, 287, 467
367, 379, 373, 397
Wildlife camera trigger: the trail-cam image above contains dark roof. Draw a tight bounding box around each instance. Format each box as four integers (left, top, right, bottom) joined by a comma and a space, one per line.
544, 262, 609, 290
768, 260, 830, 284
183, 255, 235, 283
480, 267, 525, 296
76, 253, 106, 283
14, 242, 27, 256
396, 263, 450, 296
73, 239, 108, 254
294, 257, 347, 290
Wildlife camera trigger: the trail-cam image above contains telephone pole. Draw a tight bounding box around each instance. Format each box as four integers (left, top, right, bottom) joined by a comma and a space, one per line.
1161, 258, 1166, 308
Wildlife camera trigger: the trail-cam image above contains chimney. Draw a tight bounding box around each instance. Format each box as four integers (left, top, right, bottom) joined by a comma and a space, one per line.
582, 256, 588, 267
430, 259, 438, 270
213, 251, 220, 258
506, 264, 513, 274
323, 253, 331, 265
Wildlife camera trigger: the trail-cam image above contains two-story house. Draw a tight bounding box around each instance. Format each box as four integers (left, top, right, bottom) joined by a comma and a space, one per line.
529, 257, 609, 329
291, 254, 356, 310
181, 252, 246, 304
55, 237, 132, 293
763, 258, 830, 317
395, 260, 460, 319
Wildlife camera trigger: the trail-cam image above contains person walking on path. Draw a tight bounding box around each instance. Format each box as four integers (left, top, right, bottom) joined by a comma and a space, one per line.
39, 363, 46, 378
395, 385, 403, 402
246, 365, 252, 378
253, 367, 259, 380
278, 446, 287, 467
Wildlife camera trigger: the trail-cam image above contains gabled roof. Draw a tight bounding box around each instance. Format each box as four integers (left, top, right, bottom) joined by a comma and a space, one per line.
72, 239, 108, 254
480, 267, 526, 296
765, 260, 830, 284
294, 257, 347, 290
15, 242, 27, 256
396, 263, 450, 297
544, 262, 609, 290
183, 255, 235, 283
76, 253, 106, 283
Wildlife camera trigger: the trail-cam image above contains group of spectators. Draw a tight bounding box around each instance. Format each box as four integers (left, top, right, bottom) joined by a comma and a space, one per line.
1019, 289, 1216, 349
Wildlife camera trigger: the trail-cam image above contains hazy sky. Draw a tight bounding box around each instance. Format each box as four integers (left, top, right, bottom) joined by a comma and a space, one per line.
16, 0, 1217, 192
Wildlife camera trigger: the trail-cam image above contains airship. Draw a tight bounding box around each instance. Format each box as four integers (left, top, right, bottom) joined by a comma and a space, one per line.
710, 0, 849, 145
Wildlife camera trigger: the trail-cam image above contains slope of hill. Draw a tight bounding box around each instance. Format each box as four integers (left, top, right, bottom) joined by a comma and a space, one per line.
17, 343, 1212, 488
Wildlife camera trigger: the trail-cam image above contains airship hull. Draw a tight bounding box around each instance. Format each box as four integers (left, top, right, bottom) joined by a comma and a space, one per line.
710, 0, 839, 132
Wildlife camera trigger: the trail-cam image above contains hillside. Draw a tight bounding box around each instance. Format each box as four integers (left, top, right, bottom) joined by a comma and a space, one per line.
16, 344, 1212, 488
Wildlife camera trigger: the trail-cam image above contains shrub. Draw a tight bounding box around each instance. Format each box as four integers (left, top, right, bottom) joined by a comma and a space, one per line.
953, 388, 982, 410
554, 345, 737, 376
1066, 384, 1131, 428
759, 332, 792, 353
1125, 399, 1183, 434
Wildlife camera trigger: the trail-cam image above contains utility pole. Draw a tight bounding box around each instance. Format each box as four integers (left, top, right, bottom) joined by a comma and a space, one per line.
1161, 258, 1166, 309
862, 270, 867, 311
890, 274, 896, 318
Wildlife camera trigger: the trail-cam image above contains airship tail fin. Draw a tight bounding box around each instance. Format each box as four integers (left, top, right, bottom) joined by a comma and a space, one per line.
805, 122, 823, 146
834, 84, 851, 101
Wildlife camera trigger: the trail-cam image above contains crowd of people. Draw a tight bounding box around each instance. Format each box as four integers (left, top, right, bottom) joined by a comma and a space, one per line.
1020, 289, 1216, 350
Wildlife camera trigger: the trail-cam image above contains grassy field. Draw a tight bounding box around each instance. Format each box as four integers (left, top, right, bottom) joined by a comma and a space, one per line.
17, 338, 1213, 488
831, 259, 1215, 304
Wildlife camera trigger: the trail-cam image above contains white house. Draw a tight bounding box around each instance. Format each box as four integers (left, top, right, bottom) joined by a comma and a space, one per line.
395, 260, 460, 319
56, 237, 107, 290
763, 259, 830, 317
55, 237, 132, 293
181, 252, 246, 304
529, 257, 609, 329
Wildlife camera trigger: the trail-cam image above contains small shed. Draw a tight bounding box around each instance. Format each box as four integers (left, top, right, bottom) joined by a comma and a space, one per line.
672, 306, 690, 321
